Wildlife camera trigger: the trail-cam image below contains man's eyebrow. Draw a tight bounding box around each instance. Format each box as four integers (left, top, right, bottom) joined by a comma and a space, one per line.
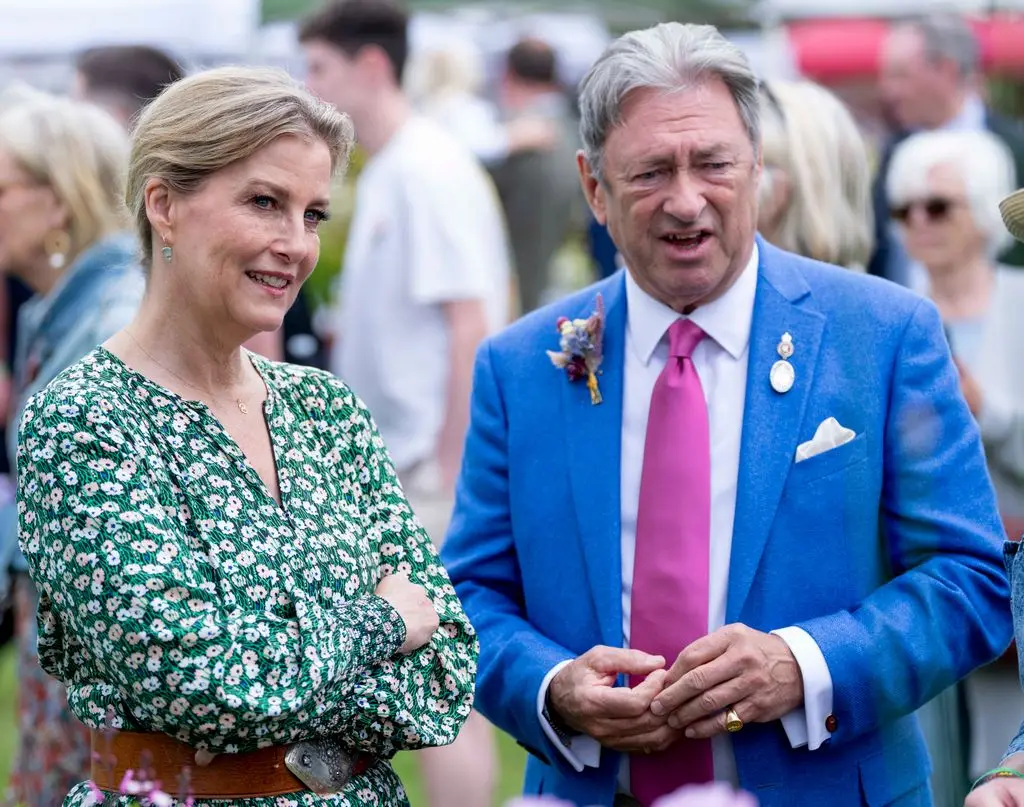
626, 154, 674, 172
692, 146, 732, 161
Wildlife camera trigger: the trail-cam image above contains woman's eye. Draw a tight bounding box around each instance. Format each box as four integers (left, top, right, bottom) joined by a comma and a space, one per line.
253, 195, 275, 210
305, 209, 330, 227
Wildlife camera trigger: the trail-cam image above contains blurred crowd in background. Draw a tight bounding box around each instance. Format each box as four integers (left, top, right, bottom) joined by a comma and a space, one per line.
0, 0, 1023, 805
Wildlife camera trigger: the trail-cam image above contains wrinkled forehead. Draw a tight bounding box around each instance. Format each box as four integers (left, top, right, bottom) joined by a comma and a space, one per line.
882, 26, 927, 67
606, 84, 752, 165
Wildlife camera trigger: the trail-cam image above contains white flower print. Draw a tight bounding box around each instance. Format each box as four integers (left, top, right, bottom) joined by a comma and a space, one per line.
16, 351, 477, 807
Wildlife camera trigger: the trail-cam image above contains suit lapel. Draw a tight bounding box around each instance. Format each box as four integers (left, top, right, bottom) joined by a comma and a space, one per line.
563, 273, 627, 649
727, 243, 826, 622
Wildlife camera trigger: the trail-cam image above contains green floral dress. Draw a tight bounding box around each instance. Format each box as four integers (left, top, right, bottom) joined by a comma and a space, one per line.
16, 348, 478, 807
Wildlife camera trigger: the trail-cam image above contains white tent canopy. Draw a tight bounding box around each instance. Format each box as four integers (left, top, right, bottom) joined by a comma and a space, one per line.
0, 0, 260, 60
0, 0, 261, 93
755, 0, 1024, 19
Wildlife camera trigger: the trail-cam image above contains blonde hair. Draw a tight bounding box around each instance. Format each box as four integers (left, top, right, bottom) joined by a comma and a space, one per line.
0, 94, 129, 263
406, 42, 485, 105
126, 66, 355, 267
759, 80, 874, 269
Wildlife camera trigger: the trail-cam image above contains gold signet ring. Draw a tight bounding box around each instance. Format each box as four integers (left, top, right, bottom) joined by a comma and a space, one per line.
725, 707, 744, 733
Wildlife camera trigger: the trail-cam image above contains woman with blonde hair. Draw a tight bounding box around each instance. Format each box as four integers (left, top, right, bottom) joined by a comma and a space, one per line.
758, 79, 874, 270
0, 92, 143, 806
16, 65, 476, 806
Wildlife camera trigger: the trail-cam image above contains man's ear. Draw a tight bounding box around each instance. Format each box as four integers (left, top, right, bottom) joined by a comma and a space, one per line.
360, 45, 397, 86
577, 150, 607, 226
144, 178, 176, 247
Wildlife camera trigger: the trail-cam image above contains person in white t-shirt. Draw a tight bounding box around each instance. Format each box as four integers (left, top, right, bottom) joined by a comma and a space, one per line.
301, 2, 507, 806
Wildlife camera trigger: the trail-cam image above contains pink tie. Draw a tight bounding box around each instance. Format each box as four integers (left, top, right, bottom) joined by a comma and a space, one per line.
630, 318, 713, 804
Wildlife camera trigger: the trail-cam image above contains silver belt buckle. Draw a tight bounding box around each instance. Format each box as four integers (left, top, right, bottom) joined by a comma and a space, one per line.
284, 737, 356, 795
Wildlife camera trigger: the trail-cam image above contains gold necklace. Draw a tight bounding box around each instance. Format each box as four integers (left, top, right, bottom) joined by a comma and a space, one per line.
122, 329, 250, 415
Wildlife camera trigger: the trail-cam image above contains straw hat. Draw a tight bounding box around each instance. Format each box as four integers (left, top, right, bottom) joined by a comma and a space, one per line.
1001, 188, 1024, 242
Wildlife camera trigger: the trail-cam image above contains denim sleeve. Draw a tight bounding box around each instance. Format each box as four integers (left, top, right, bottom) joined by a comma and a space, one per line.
1005, 540, 1024, 760
1007, 721, 1024, 758
4, 274, 143, 587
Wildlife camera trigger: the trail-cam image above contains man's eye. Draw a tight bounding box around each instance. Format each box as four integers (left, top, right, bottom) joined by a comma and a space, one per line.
705, 162, 730, 171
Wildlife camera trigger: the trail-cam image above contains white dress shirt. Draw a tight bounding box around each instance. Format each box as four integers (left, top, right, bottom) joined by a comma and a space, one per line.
537, 244, 834, 789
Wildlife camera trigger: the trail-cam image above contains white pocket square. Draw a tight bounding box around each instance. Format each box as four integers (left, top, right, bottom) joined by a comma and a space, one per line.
795, 417, 857, 463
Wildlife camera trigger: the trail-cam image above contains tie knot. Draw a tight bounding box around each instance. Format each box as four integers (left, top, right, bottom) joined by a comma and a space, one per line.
668, 319, 705, 358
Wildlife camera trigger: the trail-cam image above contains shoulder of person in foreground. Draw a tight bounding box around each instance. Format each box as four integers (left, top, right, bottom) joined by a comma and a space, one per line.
485, 272, 622, 362
761, 240, 928, 330
252, 356, 364, 412
18, 351, 131, 438
251, 357, 409, 482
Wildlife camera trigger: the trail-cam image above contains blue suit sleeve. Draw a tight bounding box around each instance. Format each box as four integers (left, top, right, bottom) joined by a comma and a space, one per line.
797, 298, 1012, 743
441, 341, 579, 773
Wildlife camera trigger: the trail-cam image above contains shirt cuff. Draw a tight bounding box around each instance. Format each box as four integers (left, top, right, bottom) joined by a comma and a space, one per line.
537, 660, 601, 771
772, 626, 834, 750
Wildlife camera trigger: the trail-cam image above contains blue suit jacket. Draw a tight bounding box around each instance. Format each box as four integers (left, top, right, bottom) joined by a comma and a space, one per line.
442, 241, 1012, 807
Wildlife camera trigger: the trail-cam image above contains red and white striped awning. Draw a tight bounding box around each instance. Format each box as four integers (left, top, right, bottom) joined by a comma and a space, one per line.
785, 15, 1024, 81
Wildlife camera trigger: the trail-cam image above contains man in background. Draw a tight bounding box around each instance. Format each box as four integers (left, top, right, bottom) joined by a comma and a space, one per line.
870, 13, 1024, 285
71, 44, 184, 130
300, 2, 509, 805
490, 37, 583, 314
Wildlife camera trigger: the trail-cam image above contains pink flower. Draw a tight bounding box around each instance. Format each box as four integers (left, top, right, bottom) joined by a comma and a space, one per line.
652, 783, 759, 807
120, 769, 143, 795
145, 787, 174, 807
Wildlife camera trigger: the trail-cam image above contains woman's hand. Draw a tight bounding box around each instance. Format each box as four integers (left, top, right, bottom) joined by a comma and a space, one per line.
966, 777, 1024, 807
955, 357, 984, 417
967, 757, 1024, 807
375, 574, 440, 654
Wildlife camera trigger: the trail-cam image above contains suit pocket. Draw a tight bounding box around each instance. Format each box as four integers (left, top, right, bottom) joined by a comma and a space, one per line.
858, 743, 931, 806
789, 432, 869, 484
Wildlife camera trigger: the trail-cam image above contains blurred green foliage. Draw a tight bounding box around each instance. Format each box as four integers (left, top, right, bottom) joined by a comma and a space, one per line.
263, 0, 757, 27
303, 146, 366, 311
990, 77, 1024, 120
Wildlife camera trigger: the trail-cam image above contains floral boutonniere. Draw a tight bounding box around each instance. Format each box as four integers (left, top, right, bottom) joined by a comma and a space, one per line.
547, 294, 605, 405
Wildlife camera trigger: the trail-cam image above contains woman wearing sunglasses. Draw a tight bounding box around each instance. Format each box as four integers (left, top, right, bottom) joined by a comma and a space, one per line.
887, 128, 1024, 803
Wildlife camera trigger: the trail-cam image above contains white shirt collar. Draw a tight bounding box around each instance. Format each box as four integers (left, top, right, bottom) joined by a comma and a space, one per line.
941, 93, 987, 132
625, 242, 759, 365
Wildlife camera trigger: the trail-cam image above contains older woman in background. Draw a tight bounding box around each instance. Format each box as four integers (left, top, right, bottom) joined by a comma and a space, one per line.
0, 93, 142, 807
16, 66, 475, 806
757, 79, 874, 270
887, 128, 1023, 807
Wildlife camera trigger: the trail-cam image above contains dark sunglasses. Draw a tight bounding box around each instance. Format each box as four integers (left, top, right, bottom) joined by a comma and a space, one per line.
890, 197, 960, 223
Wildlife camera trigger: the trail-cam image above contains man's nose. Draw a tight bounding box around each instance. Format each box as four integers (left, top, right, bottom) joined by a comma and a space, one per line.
662, 169, 707, 223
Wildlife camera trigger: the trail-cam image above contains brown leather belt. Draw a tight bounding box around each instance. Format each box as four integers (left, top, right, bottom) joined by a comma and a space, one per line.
90, 730, 370, 800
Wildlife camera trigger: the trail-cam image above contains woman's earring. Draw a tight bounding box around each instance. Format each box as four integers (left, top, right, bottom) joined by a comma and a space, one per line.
44, 230, 70, 270
161, 244, 173, 264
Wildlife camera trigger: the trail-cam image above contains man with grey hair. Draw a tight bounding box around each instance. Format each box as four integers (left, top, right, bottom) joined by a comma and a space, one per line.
443, 20, 1011, 807
871, 13, 1024, 282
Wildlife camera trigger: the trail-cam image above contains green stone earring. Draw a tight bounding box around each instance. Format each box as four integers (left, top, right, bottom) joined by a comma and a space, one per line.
161, 245, 173, 263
